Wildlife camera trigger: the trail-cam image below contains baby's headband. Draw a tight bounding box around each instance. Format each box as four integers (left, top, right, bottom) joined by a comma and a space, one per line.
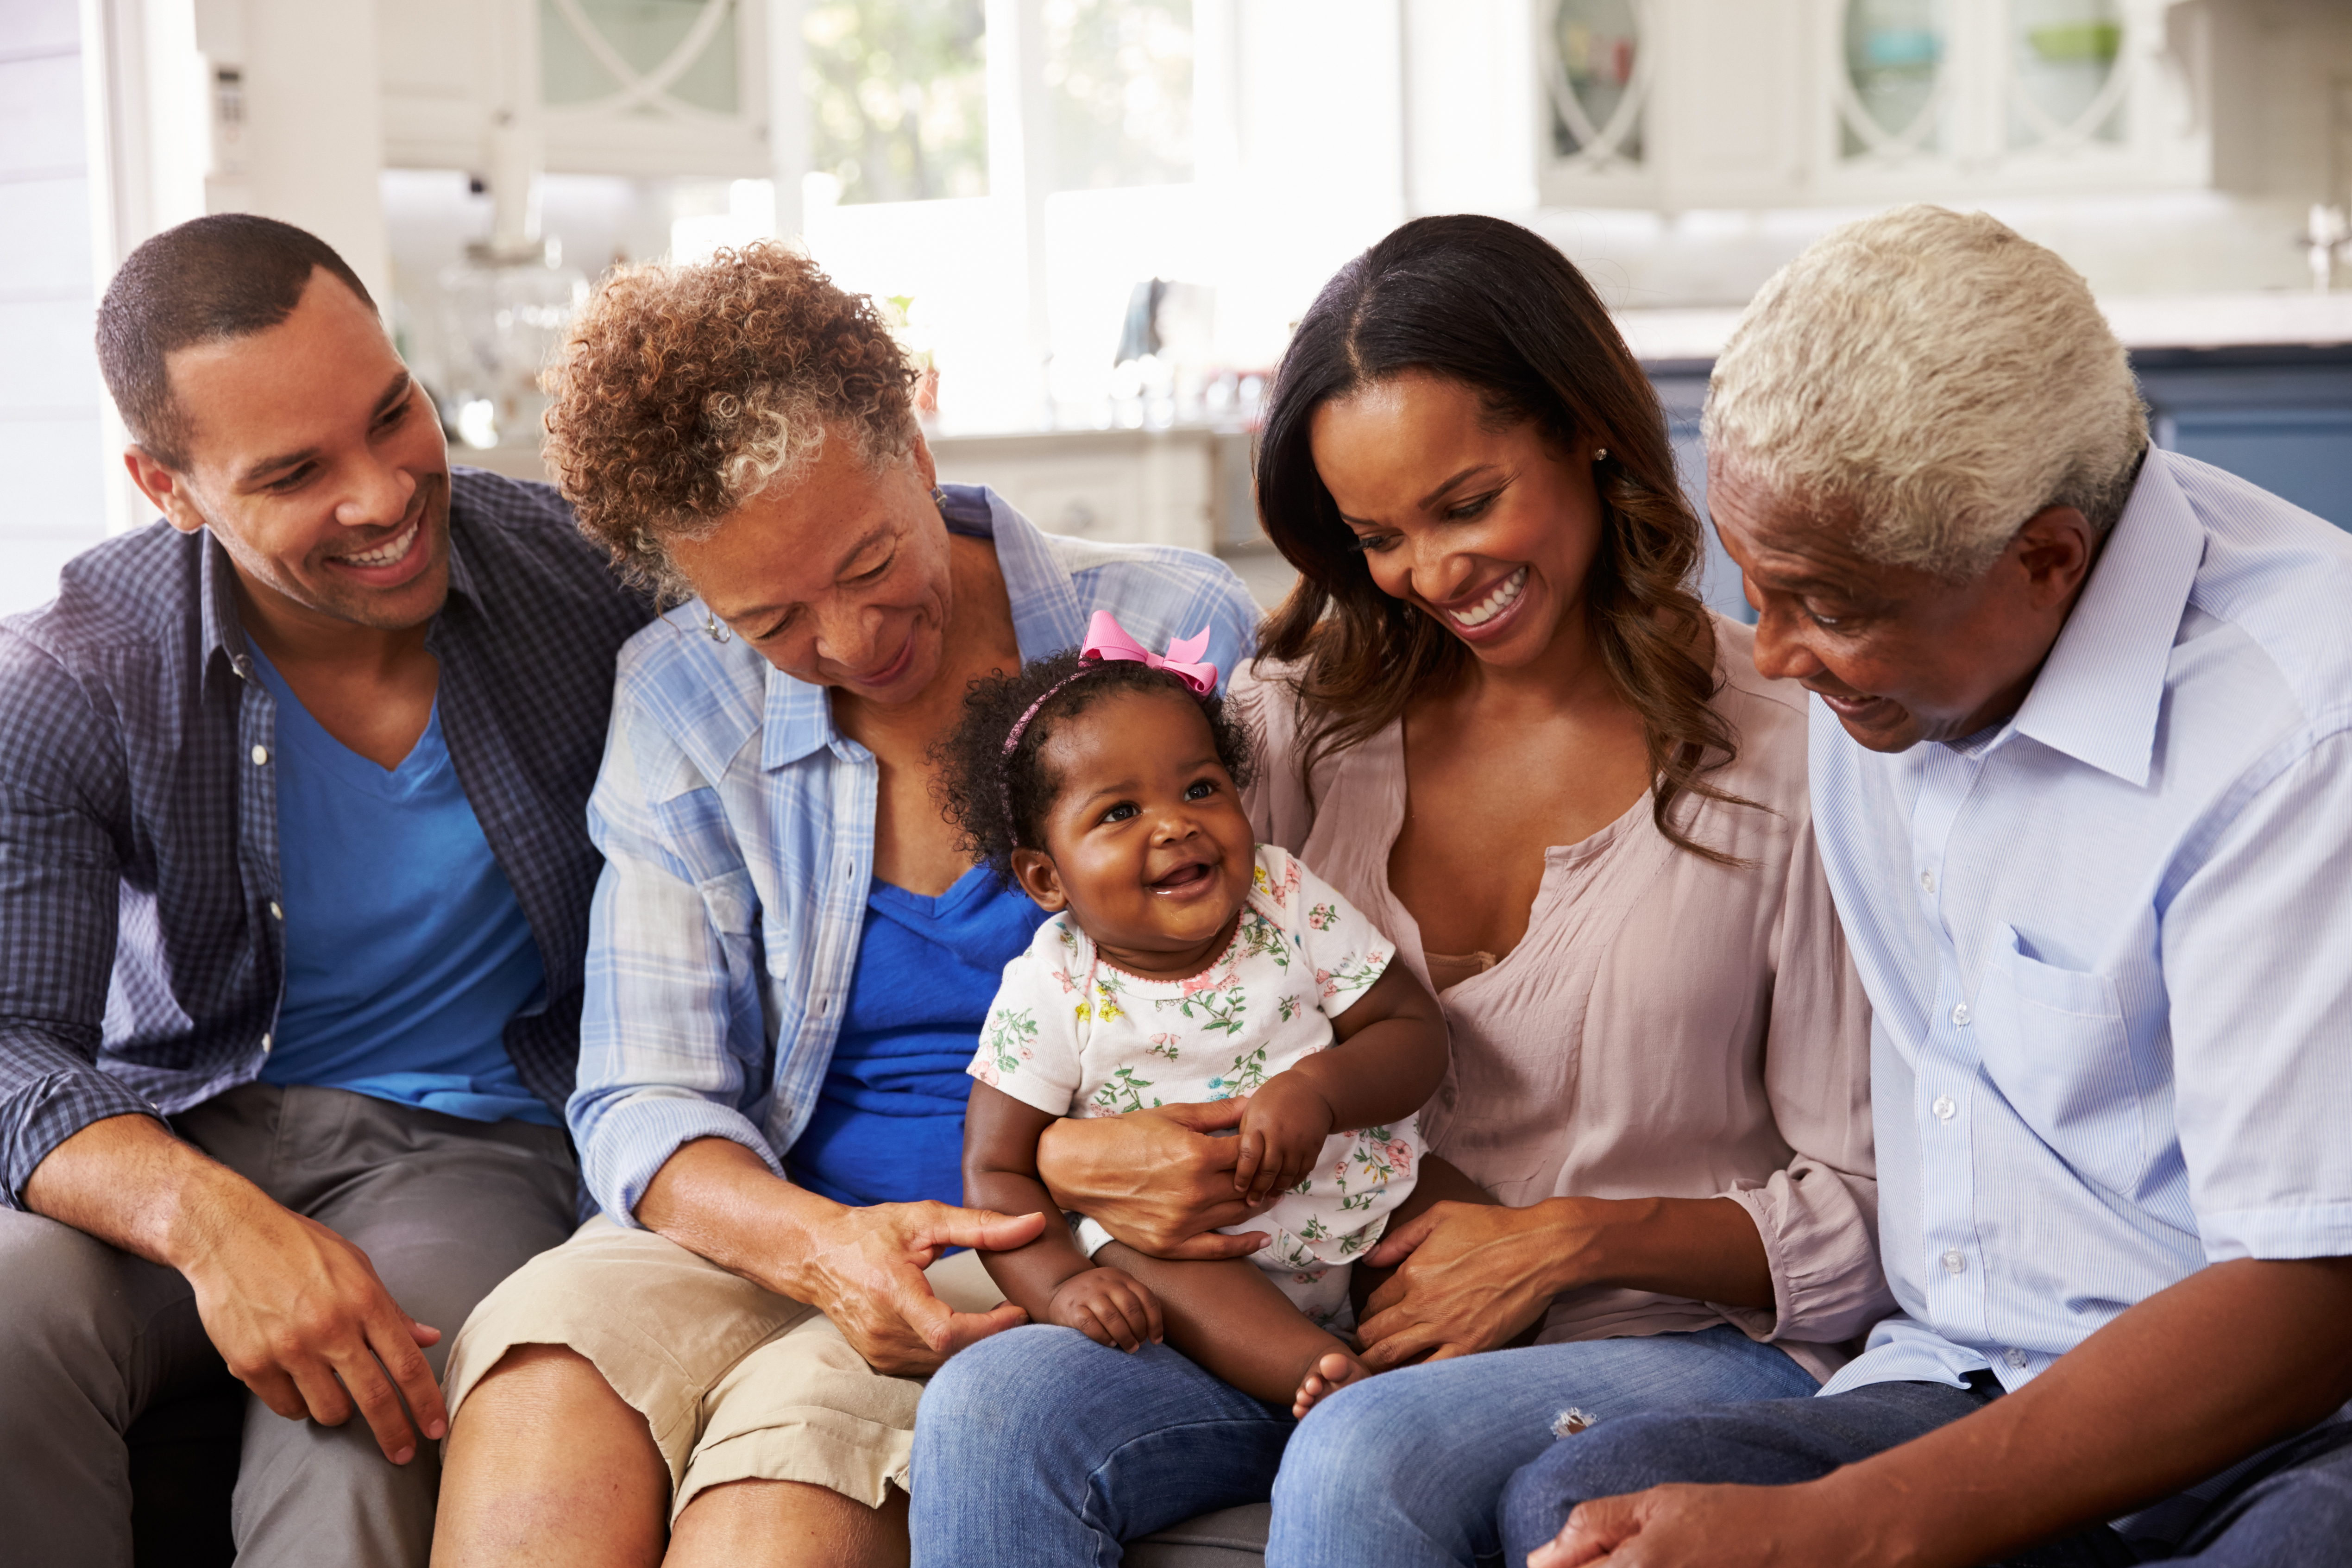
1002, 610, 1219, 848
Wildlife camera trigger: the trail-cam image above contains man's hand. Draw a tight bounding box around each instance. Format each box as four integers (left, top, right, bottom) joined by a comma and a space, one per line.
1529, 1480, 1881, 1568
1233, 1073, 1334, 1205
1034, 1100, 1273, 1259
1534, 1256, 2352, 1568
787, 1198, 1046, 1375
25, 1113, 446, 1464
182, 1201, 447, 1463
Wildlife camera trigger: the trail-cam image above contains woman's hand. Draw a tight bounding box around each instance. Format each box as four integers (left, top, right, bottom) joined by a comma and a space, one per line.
1357, 1192, 1776, 1370
1354, 1197, 1603, 1369
788, 1198, 1046, 1376
1049, 1266, 1166, 1353
1234, 1074, 1336, 1205
1034, 1101, 1274, 1259
636, 1138, 1045, 1377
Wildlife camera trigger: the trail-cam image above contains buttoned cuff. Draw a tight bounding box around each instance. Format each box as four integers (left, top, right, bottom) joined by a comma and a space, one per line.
3, 1064, 170, 1209
579, 1091, 786, 1227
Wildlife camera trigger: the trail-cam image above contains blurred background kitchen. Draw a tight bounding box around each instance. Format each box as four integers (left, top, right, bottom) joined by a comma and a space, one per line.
11, 0, 2352, 618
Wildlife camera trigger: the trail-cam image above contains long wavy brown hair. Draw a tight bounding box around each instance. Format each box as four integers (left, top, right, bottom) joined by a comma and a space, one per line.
1253, 214, 1747, 863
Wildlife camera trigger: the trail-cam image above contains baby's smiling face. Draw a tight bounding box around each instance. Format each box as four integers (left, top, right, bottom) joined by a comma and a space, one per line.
1010, 686, 1257, 981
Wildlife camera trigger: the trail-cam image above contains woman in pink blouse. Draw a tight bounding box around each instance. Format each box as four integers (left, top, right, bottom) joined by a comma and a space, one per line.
1236, 214, 1890, 1566
906, 215, 1887, 1568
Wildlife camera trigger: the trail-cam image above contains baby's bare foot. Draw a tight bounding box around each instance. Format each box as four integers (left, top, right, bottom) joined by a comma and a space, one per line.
1292, 1349, 1371, 1418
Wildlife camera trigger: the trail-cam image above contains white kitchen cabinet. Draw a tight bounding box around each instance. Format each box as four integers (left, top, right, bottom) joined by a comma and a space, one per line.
928, 425, 1257, 556
1535, 0, 2222, 209
378, 0, 774, 180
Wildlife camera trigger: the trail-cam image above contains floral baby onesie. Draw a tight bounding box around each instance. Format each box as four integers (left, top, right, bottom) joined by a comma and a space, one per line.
970, 844, 1421, 1324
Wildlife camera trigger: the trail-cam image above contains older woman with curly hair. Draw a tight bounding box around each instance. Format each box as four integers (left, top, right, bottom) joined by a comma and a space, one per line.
426, 243, 1256, 1567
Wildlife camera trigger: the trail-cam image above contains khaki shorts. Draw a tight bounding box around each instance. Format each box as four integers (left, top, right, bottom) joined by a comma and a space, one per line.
442, 1215, 1004, 1521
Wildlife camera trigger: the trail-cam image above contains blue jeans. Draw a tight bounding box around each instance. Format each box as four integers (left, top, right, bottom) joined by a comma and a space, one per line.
911, 1325, 1293, 1567
1500, 1376, 2352, 1566
907, 1320, 1816, 1568
1266, 1324, 1819, 1568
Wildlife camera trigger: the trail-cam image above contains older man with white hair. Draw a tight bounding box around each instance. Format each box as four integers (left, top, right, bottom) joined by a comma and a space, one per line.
1504, 204, 2352, 1567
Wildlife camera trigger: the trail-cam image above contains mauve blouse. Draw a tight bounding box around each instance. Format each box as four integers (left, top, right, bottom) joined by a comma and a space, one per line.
1231, 615, 1893, 1380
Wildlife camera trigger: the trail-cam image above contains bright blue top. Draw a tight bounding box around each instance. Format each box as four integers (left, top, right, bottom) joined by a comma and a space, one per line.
247, 647, 557, 1126
787, 867, 1048, 1209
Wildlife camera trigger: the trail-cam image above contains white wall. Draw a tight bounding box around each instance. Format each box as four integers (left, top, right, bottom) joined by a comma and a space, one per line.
198, 0, 390, 305
0, 0, 111, 615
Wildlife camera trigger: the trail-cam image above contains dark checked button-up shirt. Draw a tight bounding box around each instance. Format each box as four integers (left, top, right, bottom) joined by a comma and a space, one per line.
0, 466, 654, 1205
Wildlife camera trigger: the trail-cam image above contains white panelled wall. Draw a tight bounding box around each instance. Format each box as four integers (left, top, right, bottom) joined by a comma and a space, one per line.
0, 0, 108, 614
0, 0, 391, 615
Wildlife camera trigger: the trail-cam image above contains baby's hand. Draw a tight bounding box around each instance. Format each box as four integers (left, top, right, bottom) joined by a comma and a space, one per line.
1233, 1072, 1336, 1205
1049, 1266, 1165, 1353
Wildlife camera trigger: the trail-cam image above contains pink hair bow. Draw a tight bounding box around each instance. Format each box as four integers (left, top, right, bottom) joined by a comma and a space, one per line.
1079, 611, 1218, 696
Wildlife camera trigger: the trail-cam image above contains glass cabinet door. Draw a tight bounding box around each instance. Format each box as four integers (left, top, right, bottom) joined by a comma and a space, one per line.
1840, 0, 1945, 159
1549, 0, 1644, 166
541, 0, 742, 115
2009, 0, 2126, 149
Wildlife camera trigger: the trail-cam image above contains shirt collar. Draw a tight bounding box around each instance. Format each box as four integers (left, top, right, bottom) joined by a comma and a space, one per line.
757, 484, 1084, 770
197, 529, 251, 697
197, 494, 481, 697
2006, 448, 2205, 787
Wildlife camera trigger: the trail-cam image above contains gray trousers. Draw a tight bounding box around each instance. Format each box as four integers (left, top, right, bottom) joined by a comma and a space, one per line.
0, 1082, 578, 1568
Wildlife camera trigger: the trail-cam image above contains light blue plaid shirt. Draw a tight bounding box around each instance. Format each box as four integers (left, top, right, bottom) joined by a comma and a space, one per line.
568, 485, 1260, 1222
1814, 449, 2352, 1421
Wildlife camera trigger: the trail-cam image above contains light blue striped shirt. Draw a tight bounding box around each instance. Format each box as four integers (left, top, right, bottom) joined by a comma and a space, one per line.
567, 485, 1260, 1223
1816, 447, 2352, 1407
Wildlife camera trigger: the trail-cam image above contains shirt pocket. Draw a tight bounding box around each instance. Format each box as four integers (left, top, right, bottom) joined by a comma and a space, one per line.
698, 865, 760, 937
1974, 923, 2143, 1196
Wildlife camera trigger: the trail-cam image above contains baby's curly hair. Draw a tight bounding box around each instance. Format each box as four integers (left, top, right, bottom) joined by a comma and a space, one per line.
933, 652, 1256, 887
543, 241, 919, 603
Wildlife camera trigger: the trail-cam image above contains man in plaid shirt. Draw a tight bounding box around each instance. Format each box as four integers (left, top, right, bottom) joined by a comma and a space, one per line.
0, 215, 650, 1564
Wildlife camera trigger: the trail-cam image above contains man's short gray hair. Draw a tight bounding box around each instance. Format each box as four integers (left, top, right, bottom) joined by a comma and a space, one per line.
1703, 205, 2148, 579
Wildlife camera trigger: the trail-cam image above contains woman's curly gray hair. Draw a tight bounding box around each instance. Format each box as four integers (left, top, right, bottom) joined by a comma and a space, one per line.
543, 241, 920, 603
1704, 205, 2148, 580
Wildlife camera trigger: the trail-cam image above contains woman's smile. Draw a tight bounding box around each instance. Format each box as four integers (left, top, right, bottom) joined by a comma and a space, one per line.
844, 626, 920, 692
1433, 564, 1531, 639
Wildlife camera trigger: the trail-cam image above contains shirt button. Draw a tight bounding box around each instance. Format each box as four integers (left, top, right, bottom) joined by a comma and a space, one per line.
2005, 1348, 2028, 1369
1942, 1248, 1967, 1274
251, 744, 270, 765
269, 901, 283, 920
1932, 1094, 1956, 1122
1918, 869, 1935, 893
260, 1033, 273, 1053
1951, 1001, 1972, 1026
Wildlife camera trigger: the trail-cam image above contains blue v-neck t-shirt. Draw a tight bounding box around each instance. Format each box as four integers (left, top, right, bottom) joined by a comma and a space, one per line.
786, 867, 1048, 1209
246, 647, 556, 1125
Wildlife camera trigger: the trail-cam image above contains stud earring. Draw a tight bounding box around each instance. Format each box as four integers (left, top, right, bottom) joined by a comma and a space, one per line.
931, 485, 950, 513
1593, 447, 1609, 462
700, 605, 733, 644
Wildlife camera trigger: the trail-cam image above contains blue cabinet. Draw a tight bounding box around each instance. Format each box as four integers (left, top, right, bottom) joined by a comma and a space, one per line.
2133, 346, 2352, 532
